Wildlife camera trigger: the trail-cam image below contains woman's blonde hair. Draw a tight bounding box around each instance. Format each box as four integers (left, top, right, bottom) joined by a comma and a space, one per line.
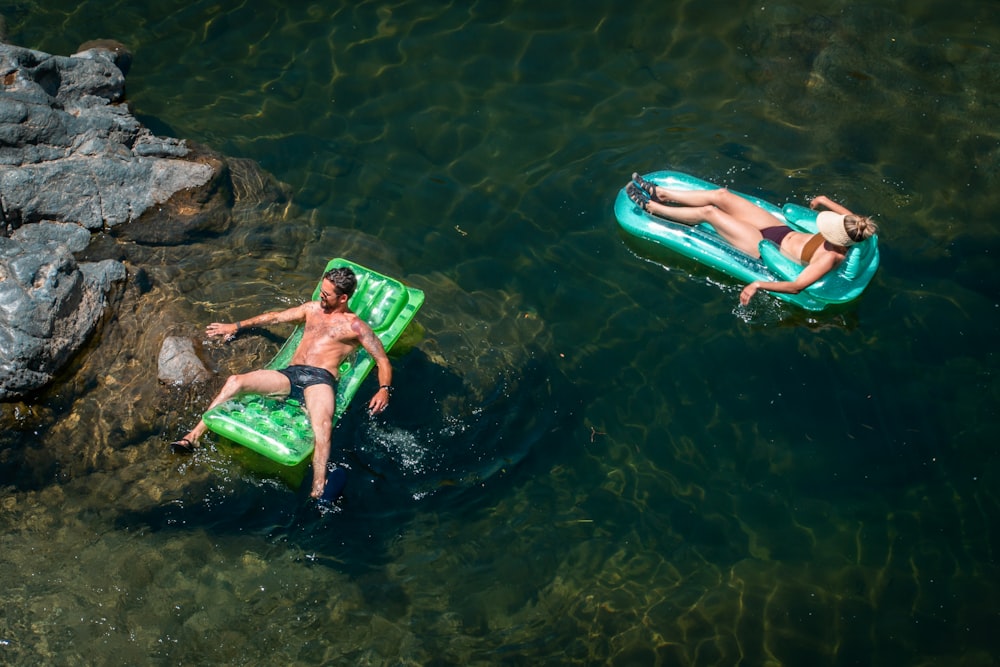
845, 215, 878, 242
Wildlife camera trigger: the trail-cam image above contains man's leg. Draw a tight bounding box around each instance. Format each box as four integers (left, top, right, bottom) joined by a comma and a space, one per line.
172, 369, 290, 450
302, 382, 336, 498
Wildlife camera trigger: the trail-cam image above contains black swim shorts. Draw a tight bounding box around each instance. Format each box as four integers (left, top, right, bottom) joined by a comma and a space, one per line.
277, 364, 338, 403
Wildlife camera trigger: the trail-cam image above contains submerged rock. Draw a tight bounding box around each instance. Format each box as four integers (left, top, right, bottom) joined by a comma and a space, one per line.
157, 336, 212, 385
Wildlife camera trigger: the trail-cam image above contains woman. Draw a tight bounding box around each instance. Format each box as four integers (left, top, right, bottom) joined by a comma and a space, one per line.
626, 173, 878, 305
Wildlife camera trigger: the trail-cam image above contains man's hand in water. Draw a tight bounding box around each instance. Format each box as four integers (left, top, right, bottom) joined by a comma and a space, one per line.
206, 322, 240, 341
368, 386, 390, 414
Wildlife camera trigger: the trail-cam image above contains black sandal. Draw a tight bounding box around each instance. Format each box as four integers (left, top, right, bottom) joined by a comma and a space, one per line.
626, 183, 649, 211
170, 438, 195, 454
631, 172, 662, 202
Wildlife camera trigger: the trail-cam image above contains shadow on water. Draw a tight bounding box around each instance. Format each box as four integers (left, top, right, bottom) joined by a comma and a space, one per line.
132, 113, 180, 141
619, 230, 868, 330
110, 351, 570, 573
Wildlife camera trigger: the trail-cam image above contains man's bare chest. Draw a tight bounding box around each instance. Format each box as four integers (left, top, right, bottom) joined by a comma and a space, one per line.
304, 314, 356, 344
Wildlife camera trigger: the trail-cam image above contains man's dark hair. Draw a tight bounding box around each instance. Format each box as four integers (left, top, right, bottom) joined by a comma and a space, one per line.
323, 266, 357, 297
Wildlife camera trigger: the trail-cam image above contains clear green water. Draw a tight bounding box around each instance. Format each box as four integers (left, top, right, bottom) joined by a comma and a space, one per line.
2, 0, 999, 665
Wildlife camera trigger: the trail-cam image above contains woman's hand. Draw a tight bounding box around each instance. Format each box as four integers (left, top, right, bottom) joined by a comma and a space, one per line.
809, 195, 832, 210
810, 195, 852, 216
740, 282, 761, 305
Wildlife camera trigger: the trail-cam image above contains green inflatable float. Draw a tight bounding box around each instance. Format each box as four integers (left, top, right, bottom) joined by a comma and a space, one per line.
201, 258, 425, 466
614, 170, 880, 311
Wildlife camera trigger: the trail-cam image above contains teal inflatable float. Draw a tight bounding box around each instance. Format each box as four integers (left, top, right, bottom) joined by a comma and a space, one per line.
201, 258, 425, 466
614, 171, 880, 311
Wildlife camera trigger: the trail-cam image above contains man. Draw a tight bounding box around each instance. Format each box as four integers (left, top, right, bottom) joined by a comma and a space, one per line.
170, 266, 392, 498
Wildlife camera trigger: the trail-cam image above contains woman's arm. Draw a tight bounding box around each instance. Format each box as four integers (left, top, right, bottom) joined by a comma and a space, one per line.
809, 195, 854, 216
740, 252, 840, 305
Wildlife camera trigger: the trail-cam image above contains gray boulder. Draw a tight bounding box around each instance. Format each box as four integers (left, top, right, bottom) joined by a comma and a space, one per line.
157, 336, 212, 386
0, 37, 240, 399
11, 220, 91, 252
0, 234, 125, 400
0, 42, 215, 232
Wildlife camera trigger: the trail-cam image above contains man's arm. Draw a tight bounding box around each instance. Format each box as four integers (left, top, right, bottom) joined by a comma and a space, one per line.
206, 302, 312, 340
352, 319, 393, 414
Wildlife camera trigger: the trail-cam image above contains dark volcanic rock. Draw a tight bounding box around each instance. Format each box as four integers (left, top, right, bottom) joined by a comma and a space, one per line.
0, 42, 216, 232
0, 39, 240, 399
0, 35, 291, 400
0, 234, 125, 400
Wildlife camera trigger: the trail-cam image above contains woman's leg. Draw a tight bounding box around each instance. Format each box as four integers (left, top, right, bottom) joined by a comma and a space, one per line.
656, 188, 779, 229
645, 187, 785, 256
646, 198, 765, 256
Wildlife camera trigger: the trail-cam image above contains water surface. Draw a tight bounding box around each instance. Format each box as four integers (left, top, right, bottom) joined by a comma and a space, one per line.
1, 1, 998, 665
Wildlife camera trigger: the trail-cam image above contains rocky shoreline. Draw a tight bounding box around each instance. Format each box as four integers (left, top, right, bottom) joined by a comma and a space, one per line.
0, 33, 544, 493
1, 38, 279, 400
